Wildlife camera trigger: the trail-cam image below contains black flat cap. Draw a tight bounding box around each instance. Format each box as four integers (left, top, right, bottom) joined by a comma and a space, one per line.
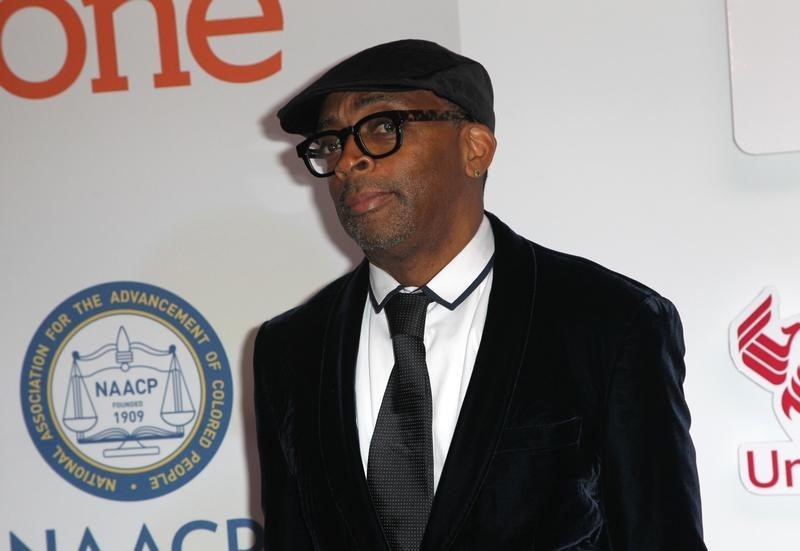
277, 39, 494, 135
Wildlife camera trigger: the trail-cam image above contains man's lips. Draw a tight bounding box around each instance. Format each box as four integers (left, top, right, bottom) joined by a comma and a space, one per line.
342, 190, 394, 215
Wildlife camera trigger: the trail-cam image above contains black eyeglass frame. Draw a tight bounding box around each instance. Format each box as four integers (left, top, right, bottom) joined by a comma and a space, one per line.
295, 109, 473, 178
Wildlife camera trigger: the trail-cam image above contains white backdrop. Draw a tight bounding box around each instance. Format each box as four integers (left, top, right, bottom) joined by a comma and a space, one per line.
3, 0, 800, 549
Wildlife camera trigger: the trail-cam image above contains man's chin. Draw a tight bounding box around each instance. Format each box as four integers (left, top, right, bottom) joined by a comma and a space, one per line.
342, 217, 412, 252
348, 229, 407, 252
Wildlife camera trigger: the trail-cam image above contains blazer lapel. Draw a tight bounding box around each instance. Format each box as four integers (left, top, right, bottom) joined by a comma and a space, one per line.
422, 213, 539, 551
318, 260, 390, 551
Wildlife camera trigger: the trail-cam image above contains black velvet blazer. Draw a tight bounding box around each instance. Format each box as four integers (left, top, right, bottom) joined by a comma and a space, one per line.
253, 213, 706, 550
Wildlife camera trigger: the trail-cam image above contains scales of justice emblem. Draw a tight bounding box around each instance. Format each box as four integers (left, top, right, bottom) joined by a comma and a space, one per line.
62, 325, 197, 458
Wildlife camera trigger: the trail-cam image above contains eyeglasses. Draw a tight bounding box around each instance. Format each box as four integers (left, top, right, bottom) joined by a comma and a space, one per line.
296, 109, 472, 178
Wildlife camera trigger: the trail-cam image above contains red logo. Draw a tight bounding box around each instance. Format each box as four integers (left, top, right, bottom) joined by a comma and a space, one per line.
730, 288, 800, 494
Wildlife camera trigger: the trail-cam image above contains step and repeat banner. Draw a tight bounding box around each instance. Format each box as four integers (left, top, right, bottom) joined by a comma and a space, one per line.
3, 0, 800, 549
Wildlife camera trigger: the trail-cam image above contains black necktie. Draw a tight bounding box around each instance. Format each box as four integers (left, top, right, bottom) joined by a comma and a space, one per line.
367, 291, 434, 551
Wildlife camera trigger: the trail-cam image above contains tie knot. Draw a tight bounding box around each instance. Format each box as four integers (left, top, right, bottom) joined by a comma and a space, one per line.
384, 292, 431, 339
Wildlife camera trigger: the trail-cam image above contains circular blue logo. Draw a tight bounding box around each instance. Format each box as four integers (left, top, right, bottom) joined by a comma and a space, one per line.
20, 282, 232, 501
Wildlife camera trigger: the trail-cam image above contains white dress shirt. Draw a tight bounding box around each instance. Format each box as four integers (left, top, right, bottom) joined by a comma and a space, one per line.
355, 215, 495, 491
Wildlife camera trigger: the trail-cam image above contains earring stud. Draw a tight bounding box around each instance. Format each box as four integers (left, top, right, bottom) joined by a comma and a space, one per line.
473, 169, 481, 178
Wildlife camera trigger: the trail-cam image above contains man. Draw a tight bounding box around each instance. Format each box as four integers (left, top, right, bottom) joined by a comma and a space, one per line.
253, 39, 706, 550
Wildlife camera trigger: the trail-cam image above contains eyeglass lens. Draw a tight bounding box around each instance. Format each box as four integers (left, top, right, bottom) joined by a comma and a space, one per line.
306, 114, 400, 176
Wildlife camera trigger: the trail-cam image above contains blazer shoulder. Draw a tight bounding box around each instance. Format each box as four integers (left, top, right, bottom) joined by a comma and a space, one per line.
529, 241, 676, 323
258, 266, 358, 339
489, 212, 667, 312
254, 266, 363, 390
488, 213, 677, 326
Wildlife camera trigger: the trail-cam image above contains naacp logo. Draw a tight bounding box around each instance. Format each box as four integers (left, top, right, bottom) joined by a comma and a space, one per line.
20, 282, 232, 501
730, 288, 800, 494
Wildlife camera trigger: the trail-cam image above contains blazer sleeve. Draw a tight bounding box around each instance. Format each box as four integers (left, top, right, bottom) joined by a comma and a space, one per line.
253, 321, 314, 551
602, 295, 707, 550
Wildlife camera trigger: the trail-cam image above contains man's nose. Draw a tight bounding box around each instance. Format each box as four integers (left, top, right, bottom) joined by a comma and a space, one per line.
334, 133, 374, 177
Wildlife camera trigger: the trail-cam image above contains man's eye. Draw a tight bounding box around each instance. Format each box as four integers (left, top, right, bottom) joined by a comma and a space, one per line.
364, 118, 395, 135
323, 141, 342, 153
309, 138, 340, 158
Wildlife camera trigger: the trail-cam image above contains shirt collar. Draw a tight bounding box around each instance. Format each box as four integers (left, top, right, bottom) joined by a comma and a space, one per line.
368, 214, 495, 312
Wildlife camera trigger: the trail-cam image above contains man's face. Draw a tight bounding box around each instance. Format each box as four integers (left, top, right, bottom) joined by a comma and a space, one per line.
317, 90, 477, 256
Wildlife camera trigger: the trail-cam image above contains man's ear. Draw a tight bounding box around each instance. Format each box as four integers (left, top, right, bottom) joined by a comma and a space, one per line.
461, 123, 497, 179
